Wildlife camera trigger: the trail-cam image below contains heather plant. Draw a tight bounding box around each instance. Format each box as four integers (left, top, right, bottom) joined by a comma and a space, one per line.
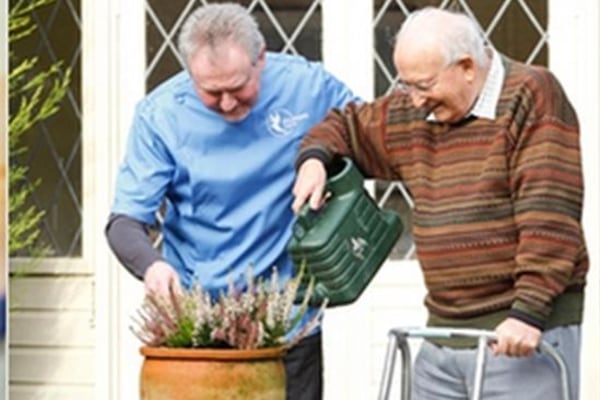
132, 266, 327, 350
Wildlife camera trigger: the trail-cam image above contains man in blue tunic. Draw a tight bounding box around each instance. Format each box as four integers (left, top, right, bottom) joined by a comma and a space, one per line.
105, 3, 358, 399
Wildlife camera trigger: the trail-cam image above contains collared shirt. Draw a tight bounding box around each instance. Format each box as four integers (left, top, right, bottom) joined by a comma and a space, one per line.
469, 49, 505, 120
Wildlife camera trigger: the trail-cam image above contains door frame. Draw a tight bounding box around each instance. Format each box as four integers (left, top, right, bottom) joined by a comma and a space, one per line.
548, 1, 600, 396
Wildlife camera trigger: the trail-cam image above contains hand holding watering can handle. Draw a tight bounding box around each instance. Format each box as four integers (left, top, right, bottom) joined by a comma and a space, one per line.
293, 204, 323, 240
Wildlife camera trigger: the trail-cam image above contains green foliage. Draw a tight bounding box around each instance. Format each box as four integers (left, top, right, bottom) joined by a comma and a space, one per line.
8, 0, 71, 256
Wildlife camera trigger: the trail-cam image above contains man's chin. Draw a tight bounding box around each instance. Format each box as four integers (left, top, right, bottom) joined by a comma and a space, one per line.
431, 108, 460, 124
222, 109, 251, 123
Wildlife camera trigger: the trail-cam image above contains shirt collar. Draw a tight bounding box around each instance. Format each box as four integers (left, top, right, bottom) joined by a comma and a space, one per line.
426, 49, 505, 122
469, 49, 504, 120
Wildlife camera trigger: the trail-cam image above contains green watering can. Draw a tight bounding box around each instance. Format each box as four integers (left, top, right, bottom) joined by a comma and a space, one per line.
288, 157, 403, 307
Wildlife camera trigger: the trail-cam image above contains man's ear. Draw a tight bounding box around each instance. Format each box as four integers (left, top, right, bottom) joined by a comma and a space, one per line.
457, 56, 477, 83
255, 47, 267, 67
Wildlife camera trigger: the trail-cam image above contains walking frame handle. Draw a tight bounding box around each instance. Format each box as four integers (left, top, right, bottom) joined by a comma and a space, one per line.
377, 327, 570, 400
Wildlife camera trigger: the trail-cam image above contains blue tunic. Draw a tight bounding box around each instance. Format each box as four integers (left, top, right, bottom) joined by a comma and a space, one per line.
112, 52, 358, 310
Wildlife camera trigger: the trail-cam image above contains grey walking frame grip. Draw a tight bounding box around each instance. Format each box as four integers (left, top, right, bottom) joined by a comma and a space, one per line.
377, 327, 570, 400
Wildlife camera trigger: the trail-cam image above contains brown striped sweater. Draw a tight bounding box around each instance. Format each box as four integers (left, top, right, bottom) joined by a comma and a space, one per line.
297, 58, 588, 333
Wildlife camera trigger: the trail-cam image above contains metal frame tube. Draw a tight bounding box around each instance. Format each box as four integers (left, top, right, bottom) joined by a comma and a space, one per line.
377, 327, 571, 400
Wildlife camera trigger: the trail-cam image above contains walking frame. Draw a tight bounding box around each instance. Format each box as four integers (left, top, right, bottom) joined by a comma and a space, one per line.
378, 327, 571, 400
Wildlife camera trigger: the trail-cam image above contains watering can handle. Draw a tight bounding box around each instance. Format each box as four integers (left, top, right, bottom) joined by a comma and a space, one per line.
293, 204, 324, 240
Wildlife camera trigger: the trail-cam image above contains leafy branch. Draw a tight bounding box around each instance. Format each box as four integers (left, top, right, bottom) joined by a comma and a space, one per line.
8, 0, 71, 256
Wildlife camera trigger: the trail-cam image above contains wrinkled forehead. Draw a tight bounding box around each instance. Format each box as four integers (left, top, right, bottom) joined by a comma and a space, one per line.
393, 41, 446, 80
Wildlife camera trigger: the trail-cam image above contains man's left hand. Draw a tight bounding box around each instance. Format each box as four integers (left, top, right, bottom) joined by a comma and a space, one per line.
490, 317, 541, 357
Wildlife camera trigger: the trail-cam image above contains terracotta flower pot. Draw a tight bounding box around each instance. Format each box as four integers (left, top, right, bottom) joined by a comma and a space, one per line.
140, 346, 287, 400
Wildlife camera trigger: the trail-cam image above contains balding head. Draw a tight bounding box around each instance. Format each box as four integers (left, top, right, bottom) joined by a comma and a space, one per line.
394, 7, 487, 69
391, 8, 492, 123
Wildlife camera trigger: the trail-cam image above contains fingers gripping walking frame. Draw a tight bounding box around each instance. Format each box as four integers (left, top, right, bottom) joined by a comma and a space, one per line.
378, 327, 571, 400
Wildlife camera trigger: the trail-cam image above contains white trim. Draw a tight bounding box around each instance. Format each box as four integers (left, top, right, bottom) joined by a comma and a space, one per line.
114, 3, 147, 400
82, 2, 117, 399
548, 1, 600, 398
321, 2, 374, 399
322, 0, 374, 100
9, 257, 88, 274
83, 0, 146, 399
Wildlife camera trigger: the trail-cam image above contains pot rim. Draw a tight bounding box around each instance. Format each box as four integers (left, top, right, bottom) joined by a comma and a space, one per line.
140, 346, 287, 361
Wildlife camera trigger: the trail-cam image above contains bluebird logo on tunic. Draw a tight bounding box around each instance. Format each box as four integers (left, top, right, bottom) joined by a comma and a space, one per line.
266, 109, 309, 137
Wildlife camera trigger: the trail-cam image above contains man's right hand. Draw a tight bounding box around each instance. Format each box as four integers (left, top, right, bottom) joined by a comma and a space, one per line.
291, 158, 328, 214
144, 260, 183, 299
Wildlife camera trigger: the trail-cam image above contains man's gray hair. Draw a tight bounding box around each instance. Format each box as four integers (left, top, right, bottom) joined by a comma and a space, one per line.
178, 3, 265, 66
396, 7, 488, 67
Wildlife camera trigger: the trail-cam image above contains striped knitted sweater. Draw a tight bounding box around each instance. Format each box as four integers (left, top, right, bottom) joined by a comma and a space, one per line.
297, 58, 588, 333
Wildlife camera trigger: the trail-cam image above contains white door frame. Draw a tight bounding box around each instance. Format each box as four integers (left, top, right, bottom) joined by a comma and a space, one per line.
548, 1, 600, 396
83, 1, 146, 399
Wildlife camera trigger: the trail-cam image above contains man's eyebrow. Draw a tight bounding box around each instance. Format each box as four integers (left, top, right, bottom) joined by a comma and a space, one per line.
201, 83, 245, 95
198, 74, 251, 95
398, 75, 436, 85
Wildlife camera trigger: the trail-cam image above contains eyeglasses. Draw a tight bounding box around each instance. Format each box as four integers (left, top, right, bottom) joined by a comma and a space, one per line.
397, 61, 457, 94
397, 76, 438, 94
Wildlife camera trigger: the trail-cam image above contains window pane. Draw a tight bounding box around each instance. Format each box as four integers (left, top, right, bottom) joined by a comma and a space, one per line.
372, 0, 548, 260
145, 0, 323, 92
9, 0, 82, 257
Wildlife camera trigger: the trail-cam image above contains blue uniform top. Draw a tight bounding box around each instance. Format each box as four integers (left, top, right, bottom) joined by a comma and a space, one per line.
112, 52, 358, 306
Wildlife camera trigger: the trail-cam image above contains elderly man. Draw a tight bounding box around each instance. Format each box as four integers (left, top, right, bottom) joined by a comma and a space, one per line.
292, 7, 587, 400
106, 3, 358, 399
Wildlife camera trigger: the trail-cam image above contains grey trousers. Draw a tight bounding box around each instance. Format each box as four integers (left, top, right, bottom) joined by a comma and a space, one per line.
412, 325, 580, 400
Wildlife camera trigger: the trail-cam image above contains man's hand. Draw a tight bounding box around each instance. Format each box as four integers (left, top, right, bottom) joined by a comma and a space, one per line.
144, 260, 183, 299
491, 317, 541, 357
292, 158, 328, 213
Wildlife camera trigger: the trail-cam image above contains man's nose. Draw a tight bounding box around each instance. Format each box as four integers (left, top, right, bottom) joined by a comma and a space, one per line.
220, 92, 238, 112
409, 90, 427, 108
